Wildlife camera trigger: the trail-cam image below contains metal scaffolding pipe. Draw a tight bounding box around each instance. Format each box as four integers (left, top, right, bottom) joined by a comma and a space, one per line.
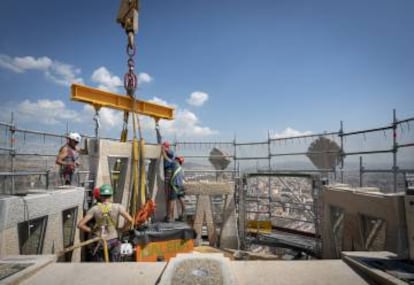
270, 131, 339, 142
341, 125, 393, 137
344, 149, 393, 156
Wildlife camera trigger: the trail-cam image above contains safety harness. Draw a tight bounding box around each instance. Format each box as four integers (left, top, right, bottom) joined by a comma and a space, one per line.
170, 165, 184, 194
95, 202, 116, 232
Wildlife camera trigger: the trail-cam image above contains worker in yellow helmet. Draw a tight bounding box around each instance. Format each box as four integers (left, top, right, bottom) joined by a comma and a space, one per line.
78, 184, 133, 262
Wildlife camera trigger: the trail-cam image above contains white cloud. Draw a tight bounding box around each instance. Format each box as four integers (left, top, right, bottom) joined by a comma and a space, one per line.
186, 91, 208, 107
270, 127, 312, 139
91, 66, 122, 92
0, 55, 52, 72
82, 105, 123, 128
15, 99, 81, 125
0, 54, 82, 86
159, 109, 217, 137
138, 72, 153, 84
150, 97, 174, 107
46, 61, 83, 86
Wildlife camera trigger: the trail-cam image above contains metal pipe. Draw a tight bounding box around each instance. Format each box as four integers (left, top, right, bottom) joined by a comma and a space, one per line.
258, 169, 335, 173
269, 131, 339, 142
0, 171, 49, 176
236, 156, 269, 161
361, 168, 414, 173
398, 143, 414, 148
236, 141, 268, 146
267, 131, 272, 218
341, 125, 393, 137
359, 156, 363, 187
339, 121, 344, 183
393, 109, 398, 193
344, 149, 393, 156
176, 155, 234, 159
184, 169, 236, 173
0, 146, 13, 151
0, 121, 13, 127
176, 141, 234, 145
10, 113, 15, 195
46, 170, 50, 190
14, 153, 57, 157
270, 150, 340, 157
395, 116, 414, 124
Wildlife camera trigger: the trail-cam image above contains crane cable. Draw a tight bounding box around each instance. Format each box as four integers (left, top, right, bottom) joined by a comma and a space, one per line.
121, 1, 146, 223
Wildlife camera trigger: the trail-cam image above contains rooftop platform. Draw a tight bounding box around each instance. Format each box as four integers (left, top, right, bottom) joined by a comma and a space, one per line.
0, 252, 373, 285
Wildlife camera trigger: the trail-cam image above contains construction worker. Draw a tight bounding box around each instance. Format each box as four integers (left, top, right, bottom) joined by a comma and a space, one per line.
56, 132, 81, 185
169, 156, 186, 222
162, 141, 175, 222
78, 184, 134, 262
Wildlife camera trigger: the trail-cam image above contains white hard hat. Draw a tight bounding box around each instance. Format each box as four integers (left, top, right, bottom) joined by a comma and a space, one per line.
68, 132, 81, 143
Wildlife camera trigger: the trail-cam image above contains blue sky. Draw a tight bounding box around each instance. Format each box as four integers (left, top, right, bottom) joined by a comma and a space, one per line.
0, 0, 413, 143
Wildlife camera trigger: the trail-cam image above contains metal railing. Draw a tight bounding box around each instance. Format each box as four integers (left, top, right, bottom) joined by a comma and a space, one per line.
174, 109, 414, 192
1, 109, 413, 194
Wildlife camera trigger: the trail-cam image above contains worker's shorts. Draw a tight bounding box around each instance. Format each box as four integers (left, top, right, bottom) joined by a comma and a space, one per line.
169, 187, 185, 200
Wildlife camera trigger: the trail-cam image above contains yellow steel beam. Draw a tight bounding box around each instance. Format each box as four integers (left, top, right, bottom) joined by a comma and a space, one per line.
71, 83, 174, 120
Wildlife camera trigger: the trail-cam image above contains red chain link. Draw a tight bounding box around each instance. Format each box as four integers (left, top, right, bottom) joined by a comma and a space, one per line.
124, 42, 138, 96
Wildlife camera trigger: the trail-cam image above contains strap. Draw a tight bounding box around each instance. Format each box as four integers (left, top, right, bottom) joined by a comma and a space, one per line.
96, 202, 116, 227
170, 165, 182, 193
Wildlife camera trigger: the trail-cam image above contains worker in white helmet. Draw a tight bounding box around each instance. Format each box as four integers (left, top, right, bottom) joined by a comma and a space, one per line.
56, 132, 81, 185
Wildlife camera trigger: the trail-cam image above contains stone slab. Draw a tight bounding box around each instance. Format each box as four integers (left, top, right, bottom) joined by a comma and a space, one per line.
158, 253, 237, 285
19, 262, 166, 285
230, 259, 369, 285
0, 255, 56, 285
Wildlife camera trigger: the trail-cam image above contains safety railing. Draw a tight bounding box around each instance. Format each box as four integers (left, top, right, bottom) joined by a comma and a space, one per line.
1, 109, 413, 194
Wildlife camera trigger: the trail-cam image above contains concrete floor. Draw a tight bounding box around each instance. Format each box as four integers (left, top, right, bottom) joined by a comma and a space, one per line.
0, 253, 372, 285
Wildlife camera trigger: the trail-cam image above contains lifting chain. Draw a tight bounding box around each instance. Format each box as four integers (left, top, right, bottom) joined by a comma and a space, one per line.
119, 0, 141, 140
121, 0, 139, 97
124, 37, 137, 97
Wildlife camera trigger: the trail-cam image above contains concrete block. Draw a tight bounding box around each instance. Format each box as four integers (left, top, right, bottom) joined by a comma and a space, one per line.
158, 253, 237, 285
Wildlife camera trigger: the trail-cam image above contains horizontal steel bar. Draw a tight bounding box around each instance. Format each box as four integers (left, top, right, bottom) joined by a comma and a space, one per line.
236, 141, 268, 146
261, 169, 335, 173
0, 122, 13, 128
344, 149, 393, 156
341, 126, 393, 137
236, 156, 269, 160
71, 83, 174, 120
271, 152, 307, 157
14, 153, 56, 157
184, 169, 236, 173
245, 172, 314, 178
270, 131, 339, 142
175, 141, 234, 145
0, 146, 13, 151
361, 168, 414, 173
396, 117, 414, 124
0, 171, 49, 176
13, 127, 65, 138
178, 155, 234, 159
398, 143, 414, 148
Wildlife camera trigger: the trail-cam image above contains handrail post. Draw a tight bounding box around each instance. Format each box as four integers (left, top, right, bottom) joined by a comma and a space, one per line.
10, 112, 16, 195
46, 170, 50, 190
